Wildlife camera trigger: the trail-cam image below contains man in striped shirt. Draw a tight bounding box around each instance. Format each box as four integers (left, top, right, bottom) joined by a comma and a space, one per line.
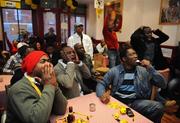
96, 46, 166, 123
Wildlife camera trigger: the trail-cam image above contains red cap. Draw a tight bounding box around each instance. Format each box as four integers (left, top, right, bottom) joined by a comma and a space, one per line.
22, 51, 47, 75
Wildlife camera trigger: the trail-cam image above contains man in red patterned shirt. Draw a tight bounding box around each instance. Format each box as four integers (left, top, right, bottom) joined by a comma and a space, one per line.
103, 10, 122, 68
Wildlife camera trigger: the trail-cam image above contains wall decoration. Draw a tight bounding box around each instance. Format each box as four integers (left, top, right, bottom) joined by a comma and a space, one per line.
104, 0, 123, 31
66, 0, 78, 10
95, 0, 104, 18
160, 0, 180, 24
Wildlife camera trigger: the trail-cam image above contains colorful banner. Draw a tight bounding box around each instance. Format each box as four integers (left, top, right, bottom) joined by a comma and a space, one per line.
94, 0, 104, 9
0, 0, 20, 8
8, 0, 21, 1
25, 0, 32, 5
31, 3, 37, 9
25, 0, 38, 9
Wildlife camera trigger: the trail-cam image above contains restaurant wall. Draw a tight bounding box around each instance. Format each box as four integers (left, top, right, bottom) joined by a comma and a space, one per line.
86, 0, 180, 46
118, 0, 144, 42
142, 0, 180, 46
86, 1, 104, 40
86, 2, 96, 38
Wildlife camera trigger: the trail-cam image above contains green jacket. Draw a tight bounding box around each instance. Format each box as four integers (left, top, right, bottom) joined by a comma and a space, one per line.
54, 62, 91, 99
6, 76, 67, 123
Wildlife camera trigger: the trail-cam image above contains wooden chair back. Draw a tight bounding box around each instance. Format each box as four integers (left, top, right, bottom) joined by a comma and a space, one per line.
150, 68, 170, 100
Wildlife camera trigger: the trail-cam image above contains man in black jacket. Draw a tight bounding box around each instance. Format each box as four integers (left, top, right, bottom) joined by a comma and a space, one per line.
130, 26, 169, 70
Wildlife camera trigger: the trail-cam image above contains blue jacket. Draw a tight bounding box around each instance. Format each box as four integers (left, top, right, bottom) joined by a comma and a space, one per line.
96, 64, 167, 99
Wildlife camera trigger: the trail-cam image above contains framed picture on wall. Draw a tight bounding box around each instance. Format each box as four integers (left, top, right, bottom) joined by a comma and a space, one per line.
104, 0, 123, 31
160, 0, 180, 25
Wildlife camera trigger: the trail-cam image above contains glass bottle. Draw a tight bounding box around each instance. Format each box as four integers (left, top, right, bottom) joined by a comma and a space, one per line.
67, 106, 75, 123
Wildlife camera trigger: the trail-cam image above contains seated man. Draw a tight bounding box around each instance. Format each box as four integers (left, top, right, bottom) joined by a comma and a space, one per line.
45, 45, 60, 66
0, 50, 10, 73
54, 46, 92, 99
10, 46, 34, 85
74, 43, 99, 91
3, 42, 29, 74
96, 46, 166, 123
6, 51, 67, 123
95, 40, 108, 56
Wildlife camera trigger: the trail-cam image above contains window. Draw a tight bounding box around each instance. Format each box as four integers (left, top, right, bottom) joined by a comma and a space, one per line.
2, 9, 33, 42
70, 15, 75, 35
18, 10, 33, 35
43, 12, 56, 34
60, 13, 68, 44
59, 13, 86, 44
3, 9, 19, 41
0, 12, 3, 41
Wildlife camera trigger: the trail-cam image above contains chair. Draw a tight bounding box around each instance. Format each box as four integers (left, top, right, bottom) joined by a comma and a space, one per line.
150, 68, 170, 100
93, 53, 109, 69
94, 54, 109, 73
93, 54, 109, 80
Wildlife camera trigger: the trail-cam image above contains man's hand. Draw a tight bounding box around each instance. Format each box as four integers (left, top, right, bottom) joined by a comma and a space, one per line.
42, 62, 57, 87
74, 53, 80, 64
94, 71, 101, 76
99, 89, 111, 104
140, 59, 151, 69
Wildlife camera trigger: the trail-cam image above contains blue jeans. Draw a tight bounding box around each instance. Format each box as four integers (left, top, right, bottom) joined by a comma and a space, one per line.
108, 49, 120, 68
130, 99, 164, 123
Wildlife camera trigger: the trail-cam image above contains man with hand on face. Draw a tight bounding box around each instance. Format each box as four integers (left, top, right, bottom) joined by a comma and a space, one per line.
6, 51, 67, 123
54, 46, 92, 99
130, 26, 169, 70
74, 43, 99, 91
96, 46, 166, 123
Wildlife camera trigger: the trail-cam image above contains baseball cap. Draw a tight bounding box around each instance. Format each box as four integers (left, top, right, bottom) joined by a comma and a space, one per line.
75, 22, 83, 27
17, 42, 29, 49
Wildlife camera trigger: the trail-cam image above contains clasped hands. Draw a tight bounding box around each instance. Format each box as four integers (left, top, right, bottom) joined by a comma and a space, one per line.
41, 62, 57, 87
139, 59, 151, 69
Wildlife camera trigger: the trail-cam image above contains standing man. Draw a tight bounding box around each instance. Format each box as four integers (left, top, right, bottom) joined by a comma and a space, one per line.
67, 23, 93, 59
44, 27, 57, 47
96, 46, 166, 123
3, 43, 29, 74
103, 10, 122, 68
6, 51, 67, 123
130, 26, 169, 70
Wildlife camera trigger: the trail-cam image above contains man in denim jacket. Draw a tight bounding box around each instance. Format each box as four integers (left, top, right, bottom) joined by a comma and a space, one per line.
96, 46, 166, 123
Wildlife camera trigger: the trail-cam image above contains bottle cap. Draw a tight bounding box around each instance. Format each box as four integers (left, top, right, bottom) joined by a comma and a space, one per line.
69, 106, 73, 113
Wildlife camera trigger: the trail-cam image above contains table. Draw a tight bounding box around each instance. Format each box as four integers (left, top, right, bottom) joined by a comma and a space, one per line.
0, 75, 12, 92
0, 75, 12, 112
50, 93, 153, 123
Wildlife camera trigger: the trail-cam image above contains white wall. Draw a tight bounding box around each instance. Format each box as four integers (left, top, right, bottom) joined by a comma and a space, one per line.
118, 0, 144, 41
142, 0, 161, 29
162, 26, 179, 46
142, 0, 180, 46
86, 0, 180, 46
177, 26, 180, 44
86, 1, 104, 40
86, 2, 96, 38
